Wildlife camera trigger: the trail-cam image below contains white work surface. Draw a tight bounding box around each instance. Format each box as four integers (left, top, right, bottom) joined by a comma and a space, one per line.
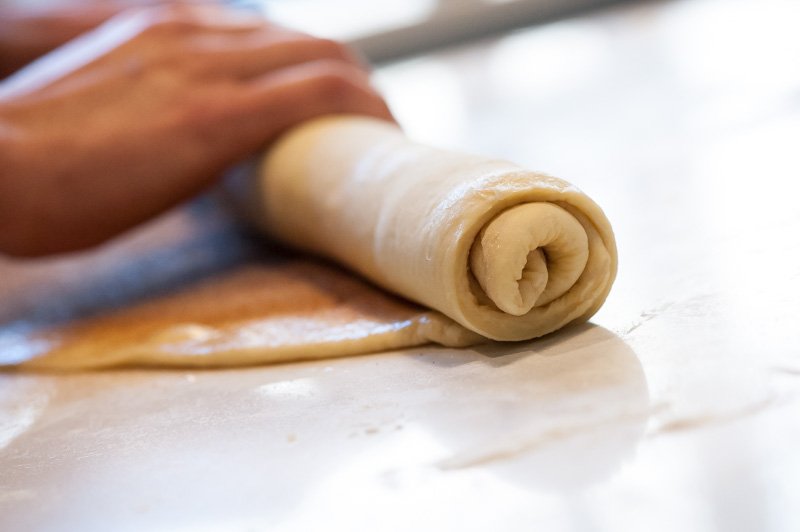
2, 0, 800, 530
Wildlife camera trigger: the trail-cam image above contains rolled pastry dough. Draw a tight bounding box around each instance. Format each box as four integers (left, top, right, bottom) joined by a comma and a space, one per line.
0, 115, 616, 370
243, 115, 617, 342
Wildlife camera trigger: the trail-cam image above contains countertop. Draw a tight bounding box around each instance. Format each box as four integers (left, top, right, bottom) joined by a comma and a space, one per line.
2, 0, 800, 530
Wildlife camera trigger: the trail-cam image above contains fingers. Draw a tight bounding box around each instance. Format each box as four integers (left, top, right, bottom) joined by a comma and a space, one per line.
241, 59, 393, 137
113, 4, 369, 82
177, 59, 394, 174
112, 2, 266, 35
0, 2, 395, 258
188, 33, 368, 80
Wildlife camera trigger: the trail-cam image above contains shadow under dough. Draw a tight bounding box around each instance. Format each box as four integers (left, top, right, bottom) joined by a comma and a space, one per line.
408, 324, 649, 492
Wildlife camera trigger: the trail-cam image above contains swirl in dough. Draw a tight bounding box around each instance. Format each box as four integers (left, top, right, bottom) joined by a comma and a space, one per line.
244, 115, 617, 342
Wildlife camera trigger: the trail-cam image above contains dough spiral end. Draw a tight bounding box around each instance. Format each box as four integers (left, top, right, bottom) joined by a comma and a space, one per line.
469, 202, 589, 316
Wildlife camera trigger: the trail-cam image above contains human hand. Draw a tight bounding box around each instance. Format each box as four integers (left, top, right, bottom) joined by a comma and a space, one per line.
0, 3, 393, 257
0, 0, 175, 78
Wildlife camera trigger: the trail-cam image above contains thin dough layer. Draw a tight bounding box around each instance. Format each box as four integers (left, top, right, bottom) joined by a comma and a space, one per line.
1, 260, 479, 371
243, 115, 617, 342
0, 115, 616, 370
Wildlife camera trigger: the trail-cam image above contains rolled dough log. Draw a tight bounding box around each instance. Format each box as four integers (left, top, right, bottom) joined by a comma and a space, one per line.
0, 115, 616, 370
241, 115, 617, 342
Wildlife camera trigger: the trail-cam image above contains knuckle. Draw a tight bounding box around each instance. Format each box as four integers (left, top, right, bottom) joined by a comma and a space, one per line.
152, 18, 192, 35
179, 93, 227, 127
310, 62, 362, 97
314, 38, 356, 62
152, 2, 196, 21
136, 5, 201, 36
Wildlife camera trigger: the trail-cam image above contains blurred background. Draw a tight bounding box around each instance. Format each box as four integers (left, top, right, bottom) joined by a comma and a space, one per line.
250, 0, 629, 62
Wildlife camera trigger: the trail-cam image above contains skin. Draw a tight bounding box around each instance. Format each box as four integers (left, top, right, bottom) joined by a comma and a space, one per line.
0, 3, 393, 257
0, 1, 167, 79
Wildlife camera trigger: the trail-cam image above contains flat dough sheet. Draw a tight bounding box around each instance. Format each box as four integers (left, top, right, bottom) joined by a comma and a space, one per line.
0, 199, 477, 371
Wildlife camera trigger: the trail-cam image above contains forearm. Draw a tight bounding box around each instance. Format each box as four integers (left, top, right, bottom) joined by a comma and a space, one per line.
0, 107, 25, 255
0, 100, 100, 258
0, 103, 36, 257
